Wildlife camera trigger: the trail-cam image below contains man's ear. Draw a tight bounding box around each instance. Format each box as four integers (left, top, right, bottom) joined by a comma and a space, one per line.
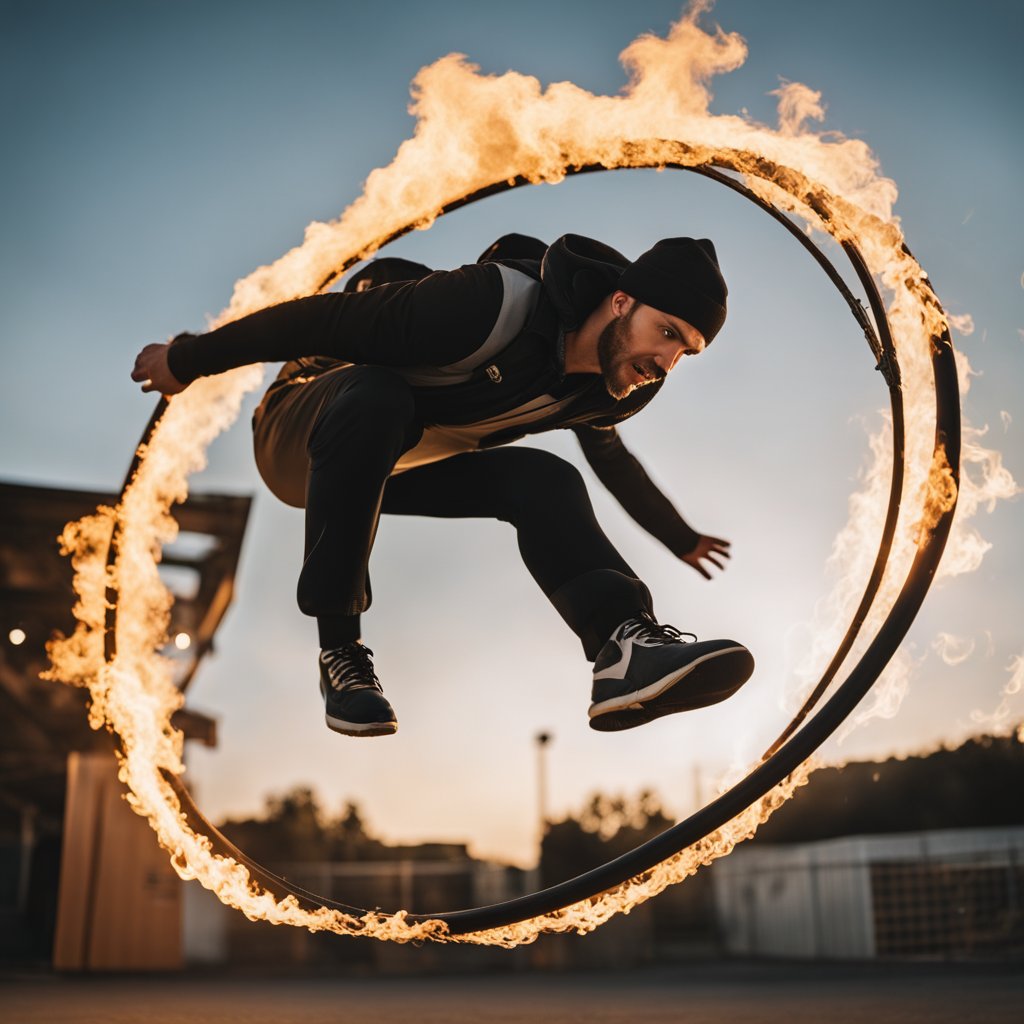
610, 290, 637, 318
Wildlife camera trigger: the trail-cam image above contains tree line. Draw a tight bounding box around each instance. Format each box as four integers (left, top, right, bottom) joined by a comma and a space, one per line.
217, 731, 1024, 869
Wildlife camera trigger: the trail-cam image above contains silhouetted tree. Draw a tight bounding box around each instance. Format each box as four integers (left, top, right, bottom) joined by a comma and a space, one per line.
220, 786, 380, 866
541, 788, 673, 887
754, 731, 1024, 844
540, 788, 716, 941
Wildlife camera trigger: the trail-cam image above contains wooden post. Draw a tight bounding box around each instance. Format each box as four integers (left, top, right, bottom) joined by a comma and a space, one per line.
53, 751, 182, 970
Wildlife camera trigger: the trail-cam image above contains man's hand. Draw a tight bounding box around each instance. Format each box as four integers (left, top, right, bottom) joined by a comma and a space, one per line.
131, 342, 186, 395
680, 534, 731, 580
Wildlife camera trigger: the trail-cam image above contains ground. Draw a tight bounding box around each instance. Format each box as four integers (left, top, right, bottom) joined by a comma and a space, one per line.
2, 960, 1022, 1024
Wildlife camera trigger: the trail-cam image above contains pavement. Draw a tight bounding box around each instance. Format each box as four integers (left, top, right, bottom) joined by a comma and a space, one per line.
2, 961, 1023, 1024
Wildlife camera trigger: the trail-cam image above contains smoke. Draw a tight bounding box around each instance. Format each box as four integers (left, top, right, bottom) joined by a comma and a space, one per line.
970, 652, 1024, 739
933, 632, 976, 667
771, 81, 827, 136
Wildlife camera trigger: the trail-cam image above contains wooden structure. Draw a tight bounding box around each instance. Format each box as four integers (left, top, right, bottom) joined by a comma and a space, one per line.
0, 480, 250, 969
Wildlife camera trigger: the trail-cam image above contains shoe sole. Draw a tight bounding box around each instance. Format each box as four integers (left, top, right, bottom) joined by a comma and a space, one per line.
320, 679, 397, 738
324, 713, 398, 737
588, 646, 754, 733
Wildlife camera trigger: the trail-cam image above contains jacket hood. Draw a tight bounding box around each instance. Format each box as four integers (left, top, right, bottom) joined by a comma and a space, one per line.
541, 234, 630, 330
538, 234, 664, 423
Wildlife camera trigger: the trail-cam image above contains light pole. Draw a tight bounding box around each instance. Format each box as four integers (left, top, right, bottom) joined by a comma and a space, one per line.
535, 731, 552, 858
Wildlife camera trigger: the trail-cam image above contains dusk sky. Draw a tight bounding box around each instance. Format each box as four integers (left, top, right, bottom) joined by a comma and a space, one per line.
2, 0, 1021, 866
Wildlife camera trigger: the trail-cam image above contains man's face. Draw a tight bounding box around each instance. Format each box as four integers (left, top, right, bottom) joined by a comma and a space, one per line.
597, 296, 706, 400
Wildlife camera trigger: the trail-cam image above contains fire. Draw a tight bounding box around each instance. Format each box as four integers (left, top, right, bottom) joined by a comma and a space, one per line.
45, 2, 1014, 945
932, 633, 976, 668
970, 652, 1024, 740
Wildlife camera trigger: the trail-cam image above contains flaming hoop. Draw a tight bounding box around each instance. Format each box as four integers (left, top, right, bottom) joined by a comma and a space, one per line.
43, 0, 979, 949
59, 137, 956, 945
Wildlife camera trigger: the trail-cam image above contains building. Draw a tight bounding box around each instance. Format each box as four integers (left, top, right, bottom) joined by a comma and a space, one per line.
0, 479, 250, 969
713, 826, 1024, 959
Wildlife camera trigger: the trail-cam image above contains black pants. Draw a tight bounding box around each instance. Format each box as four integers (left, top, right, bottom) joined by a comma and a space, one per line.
253, 365, 653, 659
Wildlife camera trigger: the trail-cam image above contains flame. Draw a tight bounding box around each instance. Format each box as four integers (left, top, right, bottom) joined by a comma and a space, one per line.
969, 652, 1024, 740
45, 1, 1015, 944
932, 633, 976, 667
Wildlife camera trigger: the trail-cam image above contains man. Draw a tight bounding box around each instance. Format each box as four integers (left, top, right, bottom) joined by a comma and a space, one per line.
132, 232, 753, 737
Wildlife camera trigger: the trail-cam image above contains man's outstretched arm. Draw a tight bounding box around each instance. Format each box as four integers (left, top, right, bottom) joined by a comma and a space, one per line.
572, 424, 731, 580
131, 262, 506, 393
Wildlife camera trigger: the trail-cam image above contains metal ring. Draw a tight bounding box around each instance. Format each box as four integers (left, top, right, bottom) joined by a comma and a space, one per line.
102, 147, 960, 938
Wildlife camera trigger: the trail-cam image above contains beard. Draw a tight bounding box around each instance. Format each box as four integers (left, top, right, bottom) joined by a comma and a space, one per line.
597, 308, 644, 400
593, 313, 630, 397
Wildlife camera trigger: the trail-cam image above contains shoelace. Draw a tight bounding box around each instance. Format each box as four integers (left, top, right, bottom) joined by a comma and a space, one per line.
321, 643, 382, 693
620, 614, 697, 646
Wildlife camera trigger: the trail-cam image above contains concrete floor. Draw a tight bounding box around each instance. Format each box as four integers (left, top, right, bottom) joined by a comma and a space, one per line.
2, 961, 1022, 1024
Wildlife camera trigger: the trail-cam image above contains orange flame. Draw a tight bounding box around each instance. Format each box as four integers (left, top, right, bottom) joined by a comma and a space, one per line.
45, 2, 1014, 944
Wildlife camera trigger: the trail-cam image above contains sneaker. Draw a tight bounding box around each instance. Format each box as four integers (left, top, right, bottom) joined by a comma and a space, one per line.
318, 642, 398, 737
588, 613, 753, 732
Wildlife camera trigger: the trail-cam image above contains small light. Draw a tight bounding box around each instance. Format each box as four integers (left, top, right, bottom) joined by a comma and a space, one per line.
9, 628, 26, 646
174, 632, 191, 651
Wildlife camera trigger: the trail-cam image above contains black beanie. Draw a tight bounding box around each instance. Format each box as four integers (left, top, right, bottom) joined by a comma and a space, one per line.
617, 238, 728, 344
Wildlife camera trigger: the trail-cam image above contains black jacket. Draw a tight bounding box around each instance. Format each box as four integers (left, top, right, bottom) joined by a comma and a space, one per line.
166, 235, 699, 555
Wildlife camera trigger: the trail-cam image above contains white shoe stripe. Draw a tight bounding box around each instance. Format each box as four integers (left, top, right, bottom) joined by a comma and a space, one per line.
592, 629, 668, 682
593, 635, 633, 681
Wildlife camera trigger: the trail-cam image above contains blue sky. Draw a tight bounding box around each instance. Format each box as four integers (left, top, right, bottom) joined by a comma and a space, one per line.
2, 0, 1021, 865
